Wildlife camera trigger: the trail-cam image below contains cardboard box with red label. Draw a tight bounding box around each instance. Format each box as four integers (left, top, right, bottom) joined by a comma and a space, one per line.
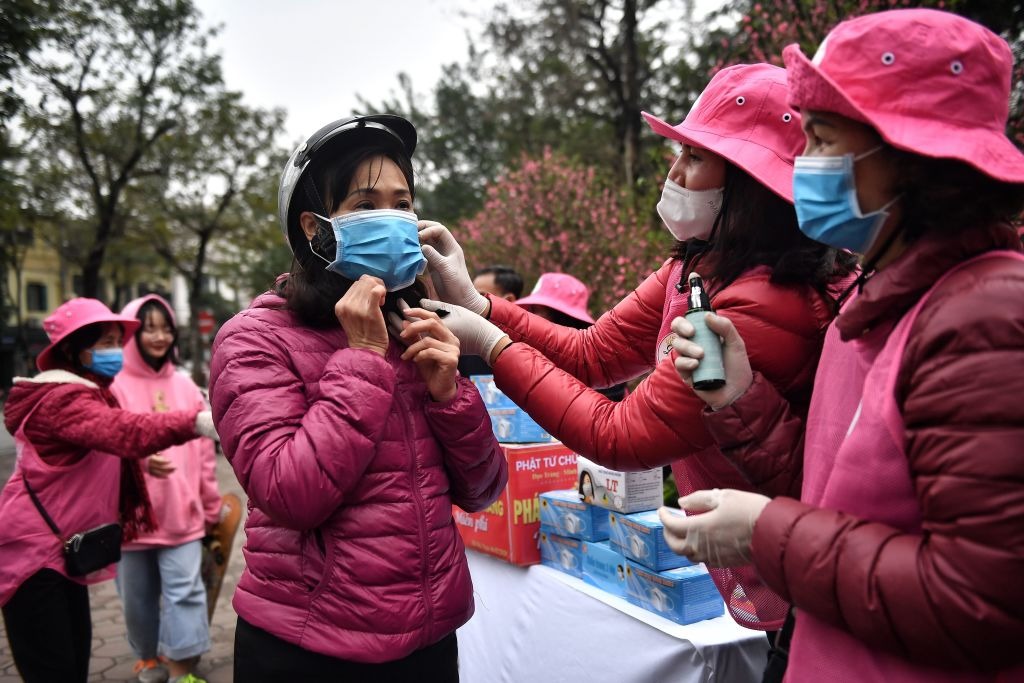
454, 442, 578, 566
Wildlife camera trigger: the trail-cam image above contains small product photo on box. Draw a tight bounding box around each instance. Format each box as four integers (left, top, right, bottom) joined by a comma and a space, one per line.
576, 455, 662, 513
539, 529, 584, 579
539, 489, 610, 541
581, 540, 628, 599
625, 561, 724, 626
609, 510, 692, 571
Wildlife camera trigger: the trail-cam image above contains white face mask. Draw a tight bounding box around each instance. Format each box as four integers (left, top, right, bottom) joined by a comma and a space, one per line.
656, 178, 724, 241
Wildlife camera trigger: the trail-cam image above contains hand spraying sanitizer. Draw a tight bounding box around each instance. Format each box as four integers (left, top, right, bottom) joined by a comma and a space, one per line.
683, 272, 725, 390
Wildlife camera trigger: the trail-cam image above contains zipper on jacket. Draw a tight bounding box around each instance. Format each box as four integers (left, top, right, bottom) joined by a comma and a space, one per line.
395, 391, 435, 644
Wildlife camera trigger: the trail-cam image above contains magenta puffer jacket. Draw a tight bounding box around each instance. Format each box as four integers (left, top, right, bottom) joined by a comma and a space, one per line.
208, 289, 507, 664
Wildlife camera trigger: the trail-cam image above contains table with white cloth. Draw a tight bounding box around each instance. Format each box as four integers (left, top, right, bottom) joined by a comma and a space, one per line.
457, 550, 769, 683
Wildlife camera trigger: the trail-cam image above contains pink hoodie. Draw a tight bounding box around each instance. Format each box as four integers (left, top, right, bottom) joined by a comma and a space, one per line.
112, 295, 220, 549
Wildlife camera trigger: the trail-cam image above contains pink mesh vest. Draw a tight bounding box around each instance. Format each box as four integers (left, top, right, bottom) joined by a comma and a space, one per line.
657, 260, 789, 630
0, 399, 121, 606
788, 251, 1024, 682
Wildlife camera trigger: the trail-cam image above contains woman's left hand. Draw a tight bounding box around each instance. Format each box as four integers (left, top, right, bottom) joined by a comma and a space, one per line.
658, 489, 771, 567
395, 305, 460, 402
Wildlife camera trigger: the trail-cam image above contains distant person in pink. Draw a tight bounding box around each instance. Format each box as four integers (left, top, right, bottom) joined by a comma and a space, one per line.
0, 298, 217, 683
112, 295, 220, 683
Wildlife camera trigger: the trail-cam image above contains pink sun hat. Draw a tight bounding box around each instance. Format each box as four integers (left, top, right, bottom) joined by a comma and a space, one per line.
516, 272, 595, 324
642, 63, 805, 202
36, 298, 140, 372
784, 8, 1024, 183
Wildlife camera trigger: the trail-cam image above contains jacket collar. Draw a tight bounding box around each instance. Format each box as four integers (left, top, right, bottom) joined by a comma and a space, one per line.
837, 223, 1021, 341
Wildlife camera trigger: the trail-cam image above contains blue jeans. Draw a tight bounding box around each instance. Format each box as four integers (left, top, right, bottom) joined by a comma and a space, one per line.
116, 540, 210, 661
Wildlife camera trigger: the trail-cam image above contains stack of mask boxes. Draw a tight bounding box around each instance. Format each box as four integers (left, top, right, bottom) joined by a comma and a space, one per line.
574, 455, 723, 625
453, 377, 576, 566
538, 489, 628, 597
609, 508, 724, 625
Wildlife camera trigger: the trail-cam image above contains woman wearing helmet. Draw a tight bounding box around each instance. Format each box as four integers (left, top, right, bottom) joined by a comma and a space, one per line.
413, 64, 856, 638
664, 9, 1024, 681
207, 115, 507, 682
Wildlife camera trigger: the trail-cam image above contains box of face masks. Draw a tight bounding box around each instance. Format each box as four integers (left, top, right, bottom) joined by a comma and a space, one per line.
539, 529, 584, 579
539, 489, 610, 541
576, 455, 662, 513
454, 443, 578, 566
581, 540, 628, 598
625, 561, 724, 625
471, 375, 517, 409
608, 509, 692, 571
471, 375, 553, 444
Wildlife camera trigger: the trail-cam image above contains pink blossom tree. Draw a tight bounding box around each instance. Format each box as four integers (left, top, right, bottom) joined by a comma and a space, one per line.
457, 148, 670, 316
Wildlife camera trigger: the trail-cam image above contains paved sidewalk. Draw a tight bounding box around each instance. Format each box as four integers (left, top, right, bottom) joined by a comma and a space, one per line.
0, 452, 247, 682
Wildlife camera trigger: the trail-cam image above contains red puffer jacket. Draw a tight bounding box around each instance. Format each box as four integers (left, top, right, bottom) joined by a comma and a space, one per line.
208, 288, 506, 664
705, 224, 1024, 671
4, 370, 199, 463
488, 258, 840, 471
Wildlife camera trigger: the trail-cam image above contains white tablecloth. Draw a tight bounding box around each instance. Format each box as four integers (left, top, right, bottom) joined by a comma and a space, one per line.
458, 551, 769, 683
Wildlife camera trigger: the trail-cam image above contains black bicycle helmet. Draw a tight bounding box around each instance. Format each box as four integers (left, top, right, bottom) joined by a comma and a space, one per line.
277, 114, 417, 258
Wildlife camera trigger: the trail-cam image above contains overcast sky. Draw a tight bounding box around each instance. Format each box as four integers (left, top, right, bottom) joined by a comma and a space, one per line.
193, 0, 497, 149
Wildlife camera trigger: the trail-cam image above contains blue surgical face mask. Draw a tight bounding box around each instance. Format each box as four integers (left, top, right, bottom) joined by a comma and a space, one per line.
311, 209, 426, 291
84, 348, 123, 377
792, 146, 898, 254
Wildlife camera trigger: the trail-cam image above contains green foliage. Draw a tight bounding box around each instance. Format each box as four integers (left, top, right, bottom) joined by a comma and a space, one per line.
361, 0, 706, 229
16, 0, 223, 298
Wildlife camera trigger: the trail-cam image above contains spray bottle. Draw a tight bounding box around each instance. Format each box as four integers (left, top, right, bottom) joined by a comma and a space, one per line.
683, 272, 725, 390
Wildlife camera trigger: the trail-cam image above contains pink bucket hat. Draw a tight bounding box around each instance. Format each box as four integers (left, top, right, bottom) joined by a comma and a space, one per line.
516, 273, 595, 324
642, 63, 805, 201
36, 298, 140, 372
784, 8, 1024, 183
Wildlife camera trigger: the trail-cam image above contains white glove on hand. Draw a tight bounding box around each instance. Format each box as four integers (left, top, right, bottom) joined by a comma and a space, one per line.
657, 489, 770, 568
418, 221, 488, 315
394, 299, 508, 363
194, 411, 220, 442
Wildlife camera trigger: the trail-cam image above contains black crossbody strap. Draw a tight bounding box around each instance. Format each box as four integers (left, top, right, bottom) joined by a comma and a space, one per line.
15, 396, 65, 542
22, 474, 63, 540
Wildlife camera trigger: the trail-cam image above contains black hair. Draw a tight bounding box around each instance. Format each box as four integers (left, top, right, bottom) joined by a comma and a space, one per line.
889, 152, 1024, 242
474, 265, 525, 299
671, 162, 857, 297
50, 323, 108, 372
135, 299, 178, 370
285, 143, 426, 328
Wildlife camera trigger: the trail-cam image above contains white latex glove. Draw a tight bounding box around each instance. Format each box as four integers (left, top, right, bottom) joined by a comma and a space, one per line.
658, 489, 770, 568
390, 298, 509, 363
194, 411, 220, 442
670, 313, 753, 411
418, 221, 488, 315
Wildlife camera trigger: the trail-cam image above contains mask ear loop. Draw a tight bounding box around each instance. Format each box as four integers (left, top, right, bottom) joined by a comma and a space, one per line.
834, 218, 903, 306
302, 173, 334, 266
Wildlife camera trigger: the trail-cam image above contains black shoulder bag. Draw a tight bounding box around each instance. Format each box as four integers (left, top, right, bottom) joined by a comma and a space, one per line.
23, 476, 122, 576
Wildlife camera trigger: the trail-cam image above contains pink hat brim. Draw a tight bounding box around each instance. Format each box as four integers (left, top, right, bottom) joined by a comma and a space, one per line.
643, 111, 797, 202
36, 313, 141, 372
516, 293, 595, 325
784, 43, 1024, 184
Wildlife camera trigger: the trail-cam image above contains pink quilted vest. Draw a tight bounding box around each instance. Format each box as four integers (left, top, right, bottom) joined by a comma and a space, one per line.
657, 260, 789, 630
789, 251, 1024, 682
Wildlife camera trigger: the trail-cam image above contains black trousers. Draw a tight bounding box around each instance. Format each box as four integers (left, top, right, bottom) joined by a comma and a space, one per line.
1, 569, 92, 683
235, 616, 459, 683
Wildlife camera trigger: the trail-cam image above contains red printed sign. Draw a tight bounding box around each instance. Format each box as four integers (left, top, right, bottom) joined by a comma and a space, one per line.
454, 442, 579, 566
